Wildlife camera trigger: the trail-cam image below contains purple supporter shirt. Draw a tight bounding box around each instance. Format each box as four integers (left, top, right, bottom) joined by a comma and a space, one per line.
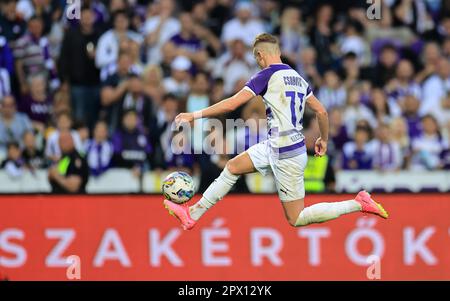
404, 114, 422, 139
19, 95, 52, 124
112, 128, 151, 167
342, 142, 373, 170
166, 153, 194, 170
170, 34, 203, 53
331, 125, 350, 151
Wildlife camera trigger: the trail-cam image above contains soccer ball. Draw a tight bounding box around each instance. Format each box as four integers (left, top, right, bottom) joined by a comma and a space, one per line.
162, 171, 195, 204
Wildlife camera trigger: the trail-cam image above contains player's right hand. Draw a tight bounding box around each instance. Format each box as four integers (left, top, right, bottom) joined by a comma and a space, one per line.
314, 137, 328, 157
175, 112, 195, 127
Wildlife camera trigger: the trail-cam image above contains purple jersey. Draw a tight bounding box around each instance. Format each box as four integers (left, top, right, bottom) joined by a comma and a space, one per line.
19, 95, 53, 124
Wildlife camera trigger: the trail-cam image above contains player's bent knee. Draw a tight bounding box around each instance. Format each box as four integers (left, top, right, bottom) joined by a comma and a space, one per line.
286, 216, 298, 227
225, 159, 239, 175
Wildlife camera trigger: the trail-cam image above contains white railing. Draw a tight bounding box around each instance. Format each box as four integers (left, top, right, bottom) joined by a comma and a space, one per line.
0, 169, 448, 193
335, 170, 450, 193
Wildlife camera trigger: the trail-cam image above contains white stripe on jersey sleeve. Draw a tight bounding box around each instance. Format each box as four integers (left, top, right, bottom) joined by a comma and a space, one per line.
305, 90, 314, 99
243, 86, 256, 96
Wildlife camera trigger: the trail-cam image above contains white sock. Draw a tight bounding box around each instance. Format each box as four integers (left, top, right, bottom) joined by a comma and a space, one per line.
295, 200, 361, 227
189, 167, 240, 221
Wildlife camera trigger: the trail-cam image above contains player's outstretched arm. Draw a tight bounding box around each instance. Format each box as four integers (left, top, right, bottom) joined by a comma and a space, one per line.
306, 94, 329, 157
175, 88, 254, 125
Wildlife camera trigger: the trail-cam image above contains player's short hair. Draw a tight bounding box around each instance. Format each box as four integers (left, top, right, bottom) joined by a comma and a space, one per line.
253, 33, 278, 47
252, 33, 280, 55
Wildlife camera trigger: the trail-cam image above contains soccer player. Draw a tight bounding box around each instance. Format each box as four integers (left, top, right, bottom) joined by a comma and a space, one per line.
164, 33, 388, 230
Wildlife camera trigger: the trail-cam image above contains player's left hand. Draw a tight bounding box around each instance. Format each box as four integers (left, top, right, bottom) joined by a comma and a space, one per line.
314, 137, 327, 157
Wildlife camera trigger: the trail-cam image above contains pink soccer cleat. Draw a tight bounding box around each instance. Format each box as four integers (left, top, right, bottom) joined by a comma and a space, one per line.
163, 199, 196, 230
355, 190, 389, 219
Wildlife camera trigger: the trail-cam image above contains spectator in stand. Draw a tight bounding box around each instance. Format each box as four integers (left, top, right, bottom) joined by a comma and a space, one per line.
0, 35, 14, 75
0, 0, 27, 42
150, 93, 178, 169
392, 0, 435, 35
19, 73, 52, 134
112, 109, 151, 176
0, 66, 11, 100
85, 121, 113, 177
45, 111, 83, 162
402, 94, 422, 139
339, 20, 370, 66
443, 37, 450, 59
342, 126, 374, 170
213, 38, 256, 95
368, 88, 394, 126
343, 86, 377, 136
1, 141, 24, 178
0, 35, 13, 100
0, 95, 32, 155
59, 5, 100, 130
390, 117, 410, 166
210, 77, 225, 106
100, 51, 133, 131
190, 7, 221, 58
421, 57, 450, 119
126, 39, 144, 74
164, 128, 195, 173
163, 55, 191, 99
48, 130, 89, 193
297, 47, 322, 88
372, 123, 403, 171
328, 107, 350, 152
142, 64, 165, 106
16, 0, 62, 35
186, 71, 210, 152
339, 52, 362, 89
386, 59, 422, 106
416, 41, 441, 83
275, 6, 309, 67
309, 4, 337, 71
372, 44, 399, 88
436, 92, 450, 127
13, 16, 59, 94
221, 1, 264, 49
116, 74, 154, 134
186, 71, 210, 113
22, 130, 46, 169
159, 40, 177, 78
442, 119, 450, 169
143, 0, 180, 64
74, 120, 89, 150
410, 114, 448, 170
95, 9, 142, 76
168, 11, 208, 69
317, 70, 347, 110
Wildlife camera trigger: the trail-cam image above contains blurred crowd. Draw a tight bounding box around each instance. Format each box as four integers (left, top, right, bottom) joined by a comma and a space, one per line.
0, 0, 449, 191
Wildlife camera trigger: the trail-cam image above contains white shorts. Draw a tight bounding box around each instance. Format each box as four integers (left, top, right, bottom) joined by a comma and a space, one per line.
246, 140, 308, 202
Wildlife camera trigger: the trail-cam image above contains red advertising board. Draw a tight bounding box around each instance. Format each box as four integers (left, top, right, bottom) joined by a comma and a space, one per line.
0, 194, 449, 280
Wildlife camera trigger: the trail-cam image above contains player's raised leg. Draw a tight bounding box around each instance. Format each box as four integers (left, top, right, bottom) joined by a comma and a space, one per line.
282, 191, 388, 227
164, 152, 256, 230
